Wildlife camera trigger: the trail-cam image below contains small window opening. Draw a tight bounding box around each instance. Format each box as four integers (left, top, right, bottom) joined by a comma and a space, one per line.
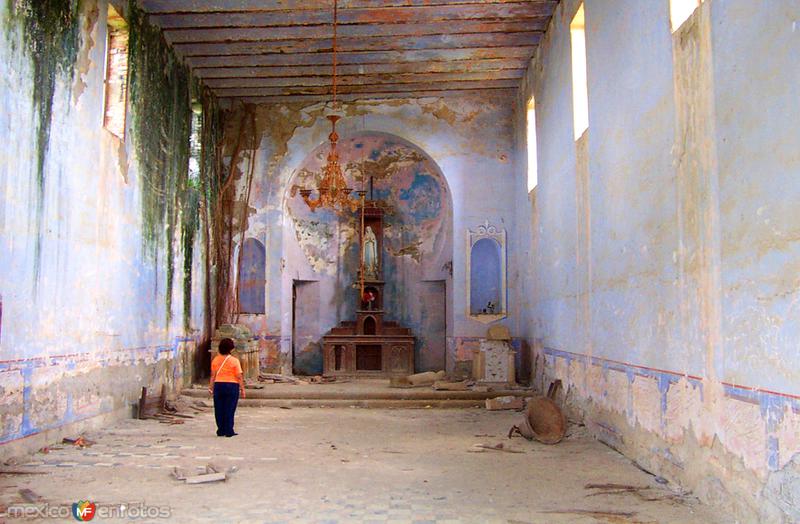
526, 97, 538, 192
189, 102, 202, 184
671, 0, 702, 32
570, 3, 589, 140
103, 5, 129, 138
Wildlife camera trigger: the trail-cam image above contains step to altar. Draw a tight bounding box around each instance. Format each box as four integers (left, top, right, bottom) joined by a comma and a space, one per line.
184, 379, 535, 408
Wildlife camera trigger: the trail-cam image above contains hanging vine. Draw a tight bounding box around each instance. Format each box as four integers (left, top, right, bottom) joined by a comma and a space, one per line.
197, 87, 224, 339
127, 1, 194, 325
6, 0, 83, 287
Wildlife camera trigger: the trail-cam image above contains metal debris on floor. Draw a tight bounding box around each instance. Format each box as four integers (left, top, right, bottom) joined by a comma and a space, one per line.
62, 436, 94, 448
508, 380, 567, 444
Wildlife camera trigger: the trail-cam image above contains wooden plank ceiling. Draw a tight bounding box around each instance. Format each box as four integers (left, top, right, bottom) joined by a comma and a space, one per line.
139, 1, 558, 103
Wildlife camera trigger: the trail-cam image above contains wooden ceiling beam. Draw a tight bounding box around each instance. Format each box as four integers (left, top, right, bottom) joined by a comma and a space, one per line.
186, 47, 534, 68
163, 20, 543, 43
150, 4, 553, 28
219, 87, 519, 104
203, 69, 523, 88
173, 33, 541, 56
141, 1, 557, 14
193, 58, 527, 79
140, 1, 554, 102
210, 78, 519, 97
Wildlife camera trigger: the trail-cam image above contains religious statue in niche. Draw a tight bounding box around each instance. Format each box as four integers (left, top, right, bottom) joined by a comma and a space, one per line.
362, 288, 377, 311
321, 195, 415, 377
363, 226, 379, 278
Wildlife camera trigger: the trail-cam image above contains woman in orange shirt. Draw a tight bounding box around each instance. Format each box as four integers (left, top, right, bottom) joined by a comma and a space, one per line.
208, 338, 246, 437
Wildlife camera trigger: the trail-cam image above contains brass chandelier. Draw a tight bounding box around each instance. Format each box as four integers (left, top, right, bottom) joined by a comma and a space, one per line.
295, 0, 364, 213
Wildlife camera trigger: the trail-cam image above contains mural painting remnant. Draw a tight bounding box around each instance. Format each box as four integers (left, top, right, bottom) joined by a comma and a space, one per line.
286, 132, 452, 373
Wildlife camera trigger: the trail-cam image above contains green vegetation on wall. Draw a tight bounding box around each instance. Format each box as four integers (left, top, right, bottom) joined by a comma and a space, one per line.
127, 1, 193, 325
6, 0, 227, 335
6, 0, 83, 287
184, 86, 224, 333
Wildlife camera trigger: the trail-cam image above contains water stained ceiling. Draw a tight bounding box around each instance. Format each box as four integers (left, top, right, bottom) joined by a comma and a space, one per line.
139, 0, 558, 103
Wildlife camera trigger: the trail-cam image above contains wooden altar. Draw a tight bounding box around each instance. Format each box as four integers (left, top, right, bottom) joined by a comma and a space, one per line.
322, 202, 415, 377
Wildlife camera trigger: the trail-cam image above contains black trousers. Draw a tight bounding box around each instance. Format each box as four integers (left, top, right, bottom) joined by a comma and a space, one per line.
213, 382, 239, 436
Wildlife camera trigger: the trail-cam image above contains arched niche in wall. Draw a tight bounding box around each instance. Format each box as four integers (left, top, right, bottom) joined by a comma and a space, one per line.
466, 221, 506, 323
284, 131, 454, 373
238, 238, 266, 314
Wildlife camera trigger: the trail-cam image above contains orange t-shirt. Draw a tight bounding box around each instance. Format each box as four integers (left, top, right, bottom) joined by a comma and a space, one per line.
211, 354, 243, 383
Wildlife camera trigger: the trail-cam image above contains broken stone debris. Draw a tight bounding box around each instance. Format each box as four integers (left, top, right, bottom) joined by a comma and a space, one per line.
139, 391, 206, 425
485, 396, 524, 411
433, 380, 469, 391
173, 463, 237, 485
406, 370, 446, 386
19, 488, 44, 503
389, 376, 412, 388
258, 373, 308, 385
470, 443, 525, 454
185, 472, 226, 484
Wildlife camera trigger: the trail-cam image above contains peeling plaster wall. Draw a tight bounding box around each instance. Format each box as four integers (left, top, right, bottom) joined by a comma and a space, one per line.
0, 1, 204, 458
518, 0, 800, 521
233, 95, 520, 374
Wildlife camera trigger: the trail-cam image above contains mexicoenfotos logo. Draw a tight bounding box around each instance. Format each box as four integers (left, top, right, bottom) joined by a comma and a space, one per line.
72, 500, 97, 521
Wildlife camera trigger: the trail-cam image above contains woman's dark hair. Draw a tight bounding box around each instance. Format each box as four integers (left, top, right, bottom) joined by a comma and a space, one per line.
218, 338, 235, 355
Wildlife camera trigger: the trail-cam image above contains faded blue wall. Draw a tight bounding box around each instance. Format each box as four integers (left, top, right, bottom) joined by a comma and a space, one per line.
0, 0, 206, 457
516, 0, 800, 521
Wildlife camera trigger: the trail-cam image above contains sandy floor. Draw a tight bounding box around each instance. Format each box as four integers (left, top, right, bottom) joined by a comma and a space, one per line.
0, 406, 725, 523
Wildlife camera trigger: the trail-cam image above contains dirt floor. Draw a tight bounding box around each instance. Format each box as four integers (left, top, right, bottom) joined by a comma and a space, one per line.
0, 405, 725, 523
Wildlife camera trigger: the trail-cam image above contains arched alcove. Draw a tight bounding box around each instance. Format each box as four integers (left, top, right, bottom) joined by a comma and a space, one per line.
470, 239, 502, 314
363, 316, 377, 335
238, 238, 266, 314
282, 131, 453, 373
467, 222, 507, 323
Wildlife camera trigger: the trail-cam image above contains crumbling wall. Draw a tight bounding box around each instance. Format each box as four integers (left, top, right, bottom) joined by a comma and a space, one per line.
228, 96, 522, 374
518, 0, 800, 521
0, 0, 218, 458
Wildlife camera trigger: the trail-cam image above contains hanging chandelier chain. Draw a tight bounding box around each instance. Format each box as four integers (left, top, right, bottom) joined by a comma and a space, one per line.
295, 0, 365, 214
332, 0, 338, 107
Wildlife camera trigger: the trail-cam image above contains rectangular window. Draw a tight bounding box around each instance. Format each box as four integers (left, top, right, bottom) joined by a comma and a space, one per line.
103, 5, 128, 139
671, 0, 701, 32
570, 3, 589, 140
526, 97, 538, 192
188, 102, 203, 183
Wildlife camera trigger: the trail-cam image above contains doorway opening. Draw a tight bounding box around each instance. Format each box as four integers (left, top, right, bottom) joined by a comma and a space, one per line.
292, 280, 321, 375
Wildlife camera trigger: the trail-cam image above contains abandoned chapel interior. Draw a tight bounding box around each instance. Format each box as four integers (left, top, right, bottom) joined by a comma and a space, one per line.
0, 0, 798, 522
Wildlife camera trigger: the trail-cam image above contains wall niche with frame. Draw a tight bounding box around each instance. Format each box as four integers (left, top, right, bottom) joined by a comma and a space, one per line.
466, 221, 506, 323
